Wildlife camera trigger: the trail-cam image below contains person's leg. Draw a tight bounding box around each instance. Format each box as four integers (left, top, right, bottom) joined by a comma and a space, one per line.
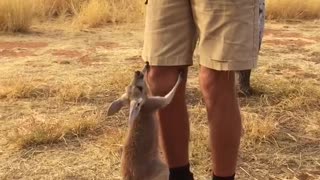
147, 66, 189, 167
237, 0, 266, 97
147, 66, 194, 180
199, 68, 241, 178
191, 0, 260, 178
142, 0, 197, 179
238, 70, 253, 97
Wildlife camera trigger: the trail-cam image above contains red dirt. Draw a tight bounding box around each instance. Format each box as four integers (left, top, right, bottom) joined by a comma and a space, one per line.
0, 49, 34, 57
264, 28, 320, 43
51, 50, 82, 58
314, 36, 320, 42
0, 41, 48, 50
77, 55, 100, 65
95, 42, 119, 49
264, 29, 302, 38
87, 47, 97, 53
263, 39, 315, 47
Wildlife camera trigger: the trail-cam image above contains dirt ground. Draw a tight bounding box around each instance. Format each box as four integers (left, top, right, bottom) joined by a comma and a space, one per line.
0, 20, 320, 180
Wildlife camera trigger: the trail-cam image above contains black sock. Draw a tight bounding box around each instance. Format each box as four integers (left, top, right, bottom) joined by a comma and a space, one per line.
212, 174, 235, 180
169, 164, 194, 180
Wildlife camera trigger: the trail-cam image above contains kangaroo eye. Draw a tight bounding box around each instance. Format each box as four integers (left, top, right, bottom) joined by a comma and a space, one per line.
136, 86, 143, 92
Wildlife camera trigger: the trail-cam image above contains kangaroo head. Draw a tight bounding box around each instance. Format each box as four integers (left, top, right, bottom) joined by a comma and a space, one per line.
106, 64, 150, 125
107, 62, 182, 126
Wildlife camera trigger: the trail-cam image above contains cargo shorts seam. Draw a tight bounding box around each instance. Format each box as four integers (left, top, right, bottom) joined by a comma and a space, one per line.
252, 0, 259, 61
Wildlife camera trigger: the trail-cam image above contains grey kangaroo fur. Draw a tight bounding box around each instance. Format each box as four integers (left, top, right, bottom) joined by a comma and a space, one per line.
106, 63, 183, 180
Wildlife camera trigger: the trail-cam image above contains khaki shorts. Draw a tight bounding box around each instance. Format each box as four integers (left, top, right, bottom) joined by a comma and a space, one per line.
142, 0, 260, 71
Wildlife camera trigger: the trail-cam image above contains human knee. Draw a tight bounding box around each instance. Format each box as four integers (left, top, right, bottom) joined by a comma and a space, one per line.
147, 66, 187, 96
199, 67, 236, 101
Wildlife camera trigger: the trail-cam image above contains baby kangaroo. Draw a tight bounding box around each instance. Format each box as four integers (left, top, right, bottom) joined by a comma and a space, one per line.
106, 63, 183, 180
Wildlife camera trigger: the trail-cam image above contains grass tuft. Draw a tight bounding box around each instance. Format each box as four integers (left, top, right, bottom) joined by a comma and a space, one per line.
10, 111, 102, 148
33, 0, 85, 18
242, 112, 279, 143
56, 80, 94, 103
0, 78, 51, 99
0, 0, 33, 32
266, 0, 320, 20
73, 0, 110, 28
74, 0, 144, 28
304, 112, 320, 137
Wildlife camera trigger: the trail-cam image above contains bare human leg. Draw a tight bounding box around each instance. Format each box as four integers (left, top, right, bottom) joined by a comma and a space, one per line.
147, 66, 194, 180
199, 67, 242, 178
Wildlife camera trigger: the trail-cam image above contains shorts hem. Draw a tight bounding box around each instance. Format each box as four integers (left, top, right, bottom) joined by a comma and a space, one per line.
142, 55, 193, 66
200, 58, 257, 71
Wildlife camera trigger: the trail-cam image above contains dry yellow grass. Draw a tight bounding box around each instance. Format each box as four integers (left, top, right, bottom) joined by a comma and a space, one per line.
9, 110, 102, 148
0, 78, 51, 99
0, 0, 33, 32
73, 0, 110, 28
266, 0, 320, 20
33, 0, 85, 18
0, 0, 144, 31
1, 18, 320, 180
242, 113, 279, 142
0, 71, 132, 103
74, 0, 144, 27
2, 0, 320, 32
305, 112, 320, 137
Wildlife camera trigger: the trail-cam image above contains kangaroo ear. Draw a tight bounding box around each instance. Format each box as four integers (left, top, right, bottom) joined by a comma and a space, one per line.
142, 61, 150, 74
107, 94, 128, 116
144, 73, 183, 111
143, 96, 167, 111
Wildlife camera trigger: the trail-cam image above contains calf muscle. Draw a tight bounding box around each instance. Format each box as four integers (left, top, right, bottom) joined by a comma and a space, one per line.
199, 67, 242, 177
